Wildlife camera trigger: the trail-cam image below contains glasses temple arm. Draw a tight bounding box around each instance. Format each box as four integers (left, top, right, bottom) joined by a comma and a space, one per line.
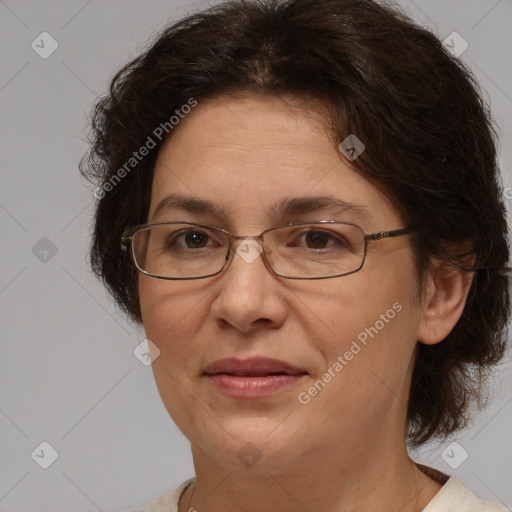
365, 227, 413, 241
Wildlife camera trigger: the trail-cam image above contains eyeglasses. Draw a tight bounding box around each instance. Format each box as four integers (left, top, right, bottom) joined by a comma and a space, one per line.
121, 221, 412, 280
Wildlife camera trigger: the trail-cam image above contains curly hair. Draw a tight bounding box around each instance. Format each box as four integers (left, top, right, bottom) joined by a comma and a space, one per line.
80, 0, 510, 446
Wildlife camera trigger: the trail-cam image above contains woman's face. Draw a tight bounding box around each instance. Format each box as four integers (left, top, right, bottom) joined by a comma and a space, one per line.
139, 94, 426, 472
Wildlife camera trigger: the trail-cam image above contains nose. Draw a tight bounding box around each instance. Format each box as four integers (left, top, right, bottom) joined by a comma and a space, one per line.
210, 236, 287, 333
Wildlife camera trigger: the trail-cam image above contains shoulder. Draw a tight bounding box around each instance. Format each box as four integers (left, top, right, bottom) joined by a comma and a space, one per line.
423, 476, 509, 512
132, 477, 196, 512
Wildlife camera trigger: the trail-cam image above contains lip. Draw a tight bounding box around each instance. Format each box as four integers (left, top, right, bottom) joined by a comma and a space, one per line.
204, 357, 306, 376
204, 357, 308, 399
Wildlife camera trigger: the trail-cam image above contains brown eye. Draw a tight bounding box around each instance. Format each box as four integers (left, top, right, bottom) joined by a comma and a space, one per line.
287, 229, 350, 251
166, 229, 213, 250
183, 231, 209, 248
305, 230, 331, 249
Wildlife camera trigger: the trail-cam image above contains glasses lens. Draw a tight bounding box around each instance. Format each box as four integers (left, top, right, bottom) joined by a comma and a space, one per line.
264, 222, 365, 278
132, 224, 228, 278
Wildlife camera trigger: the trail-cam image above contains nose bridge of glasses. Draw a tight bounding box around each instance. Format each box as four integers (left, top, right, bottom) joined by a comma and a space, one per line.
230, 234, 267, 265
230, 233, 264, 241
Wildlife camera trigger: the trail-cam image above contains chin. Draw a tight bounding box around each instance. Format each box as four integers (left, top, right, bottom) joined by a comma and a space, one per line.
191, 416, 315, 472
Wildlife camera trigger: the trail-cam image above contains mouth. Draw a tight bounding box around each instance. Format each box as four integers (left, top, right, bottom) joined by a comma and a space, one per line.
204, 356, 307, 376
203, 357, 308, 398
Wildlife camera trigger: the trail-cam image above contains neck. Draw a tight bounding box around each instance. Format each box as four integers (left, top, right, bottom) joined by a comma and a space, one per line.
179, 440, 442, 512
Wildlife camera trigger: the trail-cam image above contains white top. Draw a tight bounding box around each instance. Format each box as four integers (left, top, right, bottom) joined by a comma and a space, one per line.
138, 476, 509, 512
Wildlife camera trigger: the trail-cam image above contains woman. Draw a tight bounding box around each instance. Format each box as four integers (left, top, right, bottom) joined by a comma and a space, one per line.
80, 0, 510, 510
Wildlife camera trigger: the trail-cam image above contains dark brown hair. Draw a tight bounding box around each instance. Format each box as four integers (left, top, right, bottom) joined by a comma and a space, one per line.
80, 0, 510, 446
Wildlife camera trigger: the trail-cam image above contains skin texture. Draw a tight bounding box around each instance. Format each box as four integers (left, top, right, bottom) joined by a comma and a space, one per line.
138, 94, 474, 512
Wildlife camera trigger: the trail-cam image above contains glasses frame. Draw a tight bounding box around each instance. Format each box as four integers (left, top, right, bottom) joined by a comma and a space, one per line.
121, 220, 413, 280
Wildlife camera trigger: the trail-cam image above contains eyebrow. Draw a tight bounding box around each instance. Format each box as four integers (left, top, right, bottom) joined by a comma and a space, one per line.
269, 196, 371, 221
152, 194, 226, 220
151, 193, 372, 223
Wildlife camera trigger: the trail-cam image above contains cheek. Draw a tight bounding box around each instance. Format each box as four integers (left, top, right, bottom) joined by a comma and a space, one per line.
297, 251, 420, 378
295, 288, 419, 440
139, 277, 209, 355
139, 278, 210, 430
297, 275, 409, 350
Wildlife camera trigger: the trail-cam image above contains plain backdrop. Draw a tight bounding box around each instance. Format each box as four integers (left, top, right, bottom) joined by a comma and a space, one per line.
1, 1, 511, 511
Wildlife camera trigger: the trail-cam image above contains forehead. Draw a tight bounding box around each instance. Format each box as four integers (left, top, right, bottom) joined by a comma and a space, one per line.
150, 94, 401, 229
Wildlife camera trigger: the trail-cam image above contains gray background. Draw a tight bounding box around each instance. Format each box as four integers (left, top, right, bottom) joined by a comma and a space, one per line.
1, 1, 511, 511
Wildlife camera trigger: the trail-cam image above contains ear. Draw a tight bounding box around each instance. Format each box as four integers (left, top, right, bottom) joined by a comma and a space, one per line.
417, 256, 475, 345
